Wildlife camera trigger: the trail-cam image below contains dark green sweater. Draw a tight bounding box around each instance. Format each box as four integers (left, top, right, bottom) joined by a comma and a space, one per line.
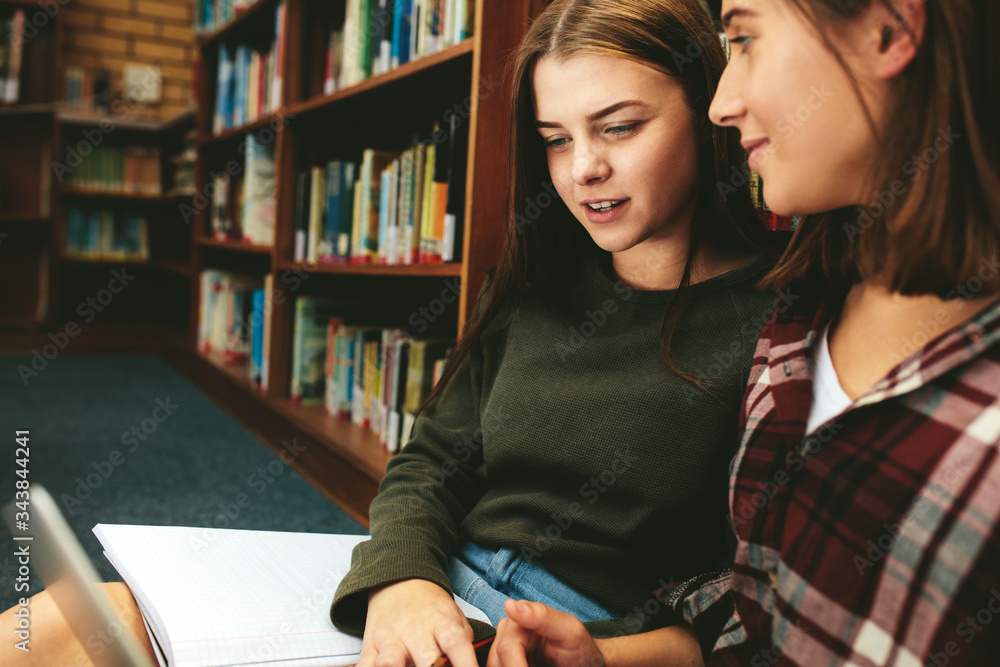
331, 249, 779, 639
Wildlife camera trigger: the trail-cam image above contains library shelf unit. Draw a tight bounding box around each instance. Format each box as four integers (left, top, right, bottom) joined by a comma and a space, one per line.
49, 109, 197, 344
168, 0, 545, 524
0, 0, 62, 329
0, 0, 548, 527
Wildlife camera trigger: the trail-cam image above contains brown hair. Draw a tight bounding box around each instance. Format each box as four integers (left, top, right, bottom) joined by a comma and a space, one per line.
761, 0, 1000, 297
422, 0, 778, 411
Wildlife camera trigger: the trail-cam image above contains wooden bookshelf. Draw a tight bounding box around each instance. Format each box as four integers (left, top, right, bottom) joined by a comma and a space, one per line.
0, 1, 61, 329
0, 0, 541, 524
172, 0, 539, 521
48, 110, 198, 334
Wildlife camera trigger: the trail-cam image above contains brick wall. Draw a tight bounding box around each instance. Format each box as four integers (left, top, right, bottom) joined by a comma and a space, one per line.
61, 0, 195, 120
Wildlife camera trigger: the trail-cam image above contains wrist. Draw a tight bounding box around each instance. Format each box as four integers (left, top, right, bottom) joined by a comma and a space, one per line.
592, 638, 612, 667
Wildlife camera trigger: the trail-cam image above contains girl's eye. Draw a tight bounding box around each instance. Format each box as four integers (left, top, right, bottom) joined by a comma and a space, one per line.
606, 123, 639, 138
544, 136, 569, 149
729, 35, 754, 52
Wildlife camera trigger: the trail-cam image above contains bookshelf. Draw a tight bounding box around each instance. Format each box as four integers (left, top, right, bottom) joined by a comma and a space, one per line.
174, 0, 538, 522
48, 110, 197, 342
0, 0, 541, 525
0, 0, 61, 328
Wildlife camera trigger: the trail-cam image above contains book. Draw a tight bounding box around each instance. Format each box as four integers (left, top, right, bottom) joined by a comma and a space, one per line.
91, 524, 492, 667
242, 134, 276, 246
291, 297, 340, 405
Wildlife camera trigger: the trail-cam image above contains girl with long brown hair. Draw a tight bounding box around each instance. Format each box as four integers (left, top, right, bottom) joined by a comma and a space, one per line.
328, 0, 785, 665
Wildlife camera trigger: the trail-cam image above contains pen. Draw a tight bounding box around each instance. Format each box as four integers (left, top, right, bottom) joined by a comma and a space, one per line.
430, 635, 496, 667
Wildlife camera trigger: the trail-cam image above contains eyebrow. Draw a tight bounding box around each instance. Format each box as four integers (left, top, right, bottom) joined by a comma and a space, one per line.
536, 100, 647, 128
722, 7, 759, 29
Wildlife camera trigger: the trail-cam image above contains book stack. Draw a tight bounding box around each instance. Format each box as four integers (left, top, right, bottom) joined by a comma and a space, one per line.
0, 8, 25, 104
212, 2, 286, 132
293, 115, 467, 265
65, 207, 149, 260
197, 270, 267, 373
324, 0, 475, 93
210, 134, 276, 245
63, 146, 162, 195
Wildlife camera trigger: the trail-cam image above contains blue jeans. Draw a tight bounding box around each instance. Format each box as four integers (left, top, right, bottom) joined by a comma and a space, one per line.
448, 541, 616, 626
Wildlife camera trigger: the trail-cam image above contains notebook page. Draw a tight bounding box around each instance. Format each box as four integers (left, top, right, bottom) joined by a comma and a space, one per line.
94, 524, 368, 667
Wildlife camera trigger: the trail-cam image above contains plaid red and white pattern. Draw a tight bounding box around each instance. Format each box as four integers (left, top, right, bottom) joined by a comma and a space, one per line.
664, 283, 1000, 666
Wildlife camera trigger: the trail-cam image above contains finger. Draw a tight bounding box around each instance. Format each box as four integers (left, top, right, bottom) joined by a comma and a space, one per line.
373, 639, 409, 667
434, 622, 478, 667
491, 630, 533, 667
487, 616, 535, 667
355, 639, 380, 667
504, 600, 584, 645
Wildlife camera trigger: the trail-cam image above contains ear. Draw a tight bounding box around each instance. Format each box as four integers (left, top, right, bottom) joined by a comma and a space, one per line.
872, 0, 926, 79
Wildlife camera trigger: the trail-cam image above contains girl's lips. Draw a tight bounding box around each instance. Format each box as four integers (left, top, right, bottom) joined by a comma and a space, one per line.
582, 199, 630, 224
746, 139, 771, 170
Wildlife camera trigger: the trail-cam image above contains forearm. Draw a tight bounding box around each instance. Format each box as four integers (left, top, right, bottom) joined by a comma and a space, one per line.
596, 624, 704, 667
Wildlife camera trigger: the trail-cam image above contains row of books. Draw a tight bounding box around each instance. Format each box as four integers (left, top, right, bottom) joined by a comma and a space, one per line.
194, 0, 255, 35
291, 297, 452, 453
0, 9, 25, 104
293, 116, 466, 265
197, 270, 272, 390
210, 135, 276, 245
62, 146, 163, 196
325, 0, 474, 93
213, 2, 286, 133
65, 207, 149, 260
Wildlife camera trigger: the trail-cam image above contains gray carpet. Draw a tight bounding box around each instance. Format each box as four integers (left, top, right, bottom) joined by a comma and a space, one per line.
0, 354, 367, 612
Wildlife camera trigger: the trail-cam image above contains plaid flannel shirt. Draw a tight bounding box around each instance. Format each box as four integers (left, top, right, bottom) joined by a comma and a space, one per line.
663, 283, 1000, 666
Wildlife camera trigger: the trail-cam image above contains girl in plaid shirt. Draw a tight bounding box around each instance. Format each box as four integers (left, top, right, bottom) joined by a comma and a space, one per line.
488, 0, 1000, 665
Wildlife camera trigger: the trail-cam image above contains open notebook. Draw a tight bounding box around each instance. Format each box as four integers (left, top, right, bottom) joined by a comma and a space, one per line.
93, 524, 492, 667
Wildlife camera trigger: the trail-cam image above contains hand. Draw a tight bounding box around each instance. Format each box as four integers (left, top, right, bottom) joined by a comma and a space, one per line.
355, 578, 479, 667
487, 599, 604, 667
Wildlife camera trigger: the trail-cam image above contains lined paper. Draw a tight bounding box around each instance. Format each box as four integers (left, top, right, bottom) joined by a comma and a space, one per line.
93, 525, 369, 667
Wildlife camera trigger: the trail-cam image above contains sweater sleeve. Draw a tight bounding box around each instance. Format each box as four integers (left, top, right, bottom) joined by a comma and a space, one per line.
330, 298, 496, 637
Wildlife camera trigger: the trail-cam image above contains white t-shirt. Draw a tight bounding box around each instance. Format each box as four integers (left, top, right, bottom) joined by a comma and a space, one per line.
806, 323, 853, 434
